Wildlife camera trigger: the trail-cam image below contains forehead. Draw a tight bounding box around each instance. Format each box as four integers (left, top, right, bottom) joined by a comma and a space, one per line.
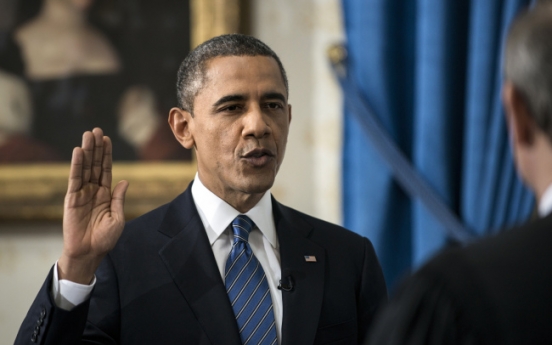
199, 55, 287, 98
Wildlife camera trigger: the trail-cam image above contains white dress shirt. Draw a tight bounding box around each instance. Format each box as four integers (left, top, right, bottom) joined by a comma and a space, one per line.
52, 174, 283, 342
538, 183, 552, 217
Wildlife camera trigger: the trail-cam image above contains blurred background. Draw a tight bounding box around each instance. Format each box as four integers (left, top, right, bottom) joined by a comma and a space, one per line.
0, 0, 539, 343
0, 0, 345, 341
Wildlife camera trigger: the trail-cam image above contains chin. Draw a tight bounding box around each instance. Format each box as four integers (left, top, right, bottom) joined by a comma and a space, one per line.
239, 175, 275, 194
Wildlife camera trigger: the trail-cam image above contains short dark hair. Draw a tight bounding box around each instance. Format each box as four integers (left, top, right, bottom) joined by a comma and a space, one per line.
505, 4, 552, 140
176, 34, 289, 114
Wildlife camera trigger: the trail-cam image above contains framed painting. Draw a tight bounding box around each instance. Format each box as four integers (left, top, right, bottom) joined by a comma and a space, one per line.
0, 0, 242, 220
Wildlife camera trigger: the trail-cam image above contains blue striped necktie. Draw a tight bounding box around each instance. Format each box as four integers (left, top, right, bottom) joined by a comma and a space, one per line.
225, 215, 278, 345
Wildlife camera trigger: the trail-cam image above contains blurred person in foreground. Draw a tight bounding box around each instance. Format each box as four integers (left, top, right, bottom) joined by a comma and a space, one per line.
366, 4, 552, 345
15, 34, 387, 345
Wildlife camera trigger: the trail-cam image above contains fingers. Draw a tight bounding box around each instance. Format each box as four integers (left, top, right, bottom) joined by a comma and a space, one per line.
100, 136, 113, 189
70, 128, 115, 193
90, 128, 104, 184
111, 180, 129, 221
81, 131, 94, 183
81, 128, 104, 185
68, 147, 84, 193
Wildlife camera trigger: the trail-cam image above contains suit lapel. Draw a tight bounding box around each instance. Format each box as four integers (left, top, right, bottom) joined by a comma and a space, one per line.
274, 200, 326, 345
158, 185, 242, 345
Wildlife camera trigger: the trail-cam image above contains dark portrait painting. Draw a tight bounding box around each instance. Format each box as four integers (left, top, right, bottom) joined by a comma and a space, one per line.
0, 0, 242, 220
0, 0, 192, 163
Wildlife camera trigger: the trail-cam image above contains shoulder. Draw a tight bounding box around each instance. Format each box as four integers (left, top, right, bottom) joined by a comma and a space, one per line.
107, 198, 184, 266
113, 201, 175, 253
14, 18, 56, 50
375, 216, 552, 345
116, 188, 195, 244
277, 202, 369, 245
418, 214, 552, 278
0, 69, 28, 96
274, 202, 377, 268
367, 250, 500, 345
366, 241, 505, 345
14, 19, 40, 42
81, 26, 120, 70
128, 202, 171, 226
442, 214, 552, 277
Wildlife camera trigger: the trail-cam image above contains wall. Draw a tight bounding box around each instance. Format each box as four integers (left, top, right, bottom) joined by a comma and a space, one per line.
252, 0, 344, 224
0, 0, 344, 342
0, 223, 63, 343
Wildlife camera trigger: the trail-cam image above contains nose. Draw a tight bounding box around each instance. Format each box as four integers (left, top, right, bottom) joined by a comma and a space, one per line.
242, 104, 271, 138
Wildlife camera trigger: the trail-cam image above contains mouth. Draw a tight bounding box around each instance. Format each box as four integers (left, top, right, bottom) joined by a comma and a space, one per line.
241, 148, 275, 167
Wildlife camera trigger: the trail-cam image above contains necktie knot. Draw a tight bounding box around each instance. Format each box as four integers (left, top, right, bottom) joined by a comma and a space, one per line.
231, 215, 255, 243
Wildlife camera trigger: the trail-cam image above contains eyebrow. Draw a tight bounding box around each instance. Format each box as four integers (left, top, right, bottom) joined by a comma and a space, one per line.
261, 92, 287, 104
212, 94, 247, 108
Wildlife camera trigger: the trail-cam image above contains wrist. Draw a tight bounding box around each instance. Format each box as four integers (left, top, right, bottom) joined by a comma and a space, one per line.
57, 253, 102, 284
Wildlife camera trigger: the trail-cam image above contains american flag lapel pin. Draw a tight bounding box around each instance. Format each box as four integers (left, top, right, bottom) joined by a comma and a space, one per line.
304, 255, 317, 262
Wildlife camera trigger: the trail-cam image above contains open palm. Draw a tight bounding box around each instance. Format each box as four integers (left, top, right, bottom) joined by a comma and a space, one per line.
59, 128, 128, 284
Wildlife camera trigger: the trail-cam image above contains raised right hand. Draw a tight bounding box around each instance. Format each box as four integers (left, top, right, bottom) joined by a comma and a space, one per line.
58, 128, 129, 284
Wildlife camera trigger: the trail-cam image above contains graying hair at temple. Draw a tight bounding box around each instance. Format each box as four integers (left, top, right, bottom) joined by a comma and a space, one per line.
505, 3, 552, 140
175, 34, 289, 115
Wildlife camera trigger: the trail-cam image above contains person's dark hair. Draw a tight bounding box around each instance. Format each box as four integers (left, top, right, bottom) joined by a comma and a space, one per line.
505, 4, 552, 140
176, 34, 289, 114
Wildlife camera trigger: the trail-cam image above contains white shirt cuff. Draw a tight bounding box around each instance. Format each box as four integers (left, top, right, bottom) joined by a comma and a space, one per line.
51, 261, 96, 311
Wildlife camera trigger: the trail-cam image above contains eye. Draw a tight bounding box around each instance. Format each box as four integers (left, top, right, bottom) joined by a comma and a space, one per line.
265, 102, 283, 110
219, 104, 243, 113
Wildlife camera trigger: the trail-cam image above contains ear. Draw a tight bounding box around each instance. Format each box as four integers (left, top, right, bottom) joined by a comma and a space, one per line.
168, 107, 195, 149
288, 104, 292, 124
502, 81, 534, 146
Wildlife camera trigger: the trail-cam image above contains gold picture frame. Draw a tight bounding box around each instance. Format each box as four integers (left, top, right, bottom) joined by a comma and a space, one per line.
0, 0, 241, 221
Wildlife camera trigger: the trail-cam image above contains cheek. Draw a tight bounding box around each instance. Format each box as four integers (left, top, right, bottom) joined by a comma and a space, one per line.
274, 122, 290, 146
202, 125, 238, 161
217, 128, 235, 154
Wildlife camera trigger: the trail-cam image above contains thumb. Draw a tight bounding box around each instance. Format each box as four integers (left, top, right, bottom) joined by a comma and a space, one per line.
111, 180, 129, 220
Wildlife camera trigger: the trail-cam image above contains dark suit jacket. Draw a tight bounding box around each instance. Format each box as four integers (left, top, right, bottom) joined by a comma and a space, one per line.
366, 213, 552, 345
16, 183, 387, 345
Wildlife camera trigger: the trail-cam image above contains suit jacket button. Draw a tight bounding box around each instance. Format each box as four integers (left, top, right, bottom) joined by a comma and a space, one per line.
31, 334, 37, 343
40, 308, 46, 318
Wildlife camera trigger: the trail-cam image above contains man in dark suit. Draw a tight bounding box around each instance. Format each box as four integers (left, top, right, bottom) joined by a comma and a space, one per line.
15, 34, 387, 345
366, 4, 552, 345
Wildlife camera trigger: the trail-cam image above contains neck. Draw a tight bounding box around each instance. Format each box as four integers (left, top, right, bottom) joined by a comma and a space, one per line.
532, 173, 552, 205
215, 188, 265, 214
226, 193, 265, 214
521, 133, 552, 204
197, 173, 265, 213
40, 0, 87, 28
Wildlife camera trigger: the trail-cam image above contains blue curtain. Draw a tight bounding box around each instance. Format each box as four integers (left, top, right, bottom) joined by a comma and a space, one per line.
341, 0, 535, 289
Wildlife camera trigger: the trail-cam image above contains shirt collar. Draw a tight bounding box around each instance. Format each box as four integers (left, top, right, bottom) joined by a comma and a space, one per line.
191, 173, 277, 247
538, 182, 552, 217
